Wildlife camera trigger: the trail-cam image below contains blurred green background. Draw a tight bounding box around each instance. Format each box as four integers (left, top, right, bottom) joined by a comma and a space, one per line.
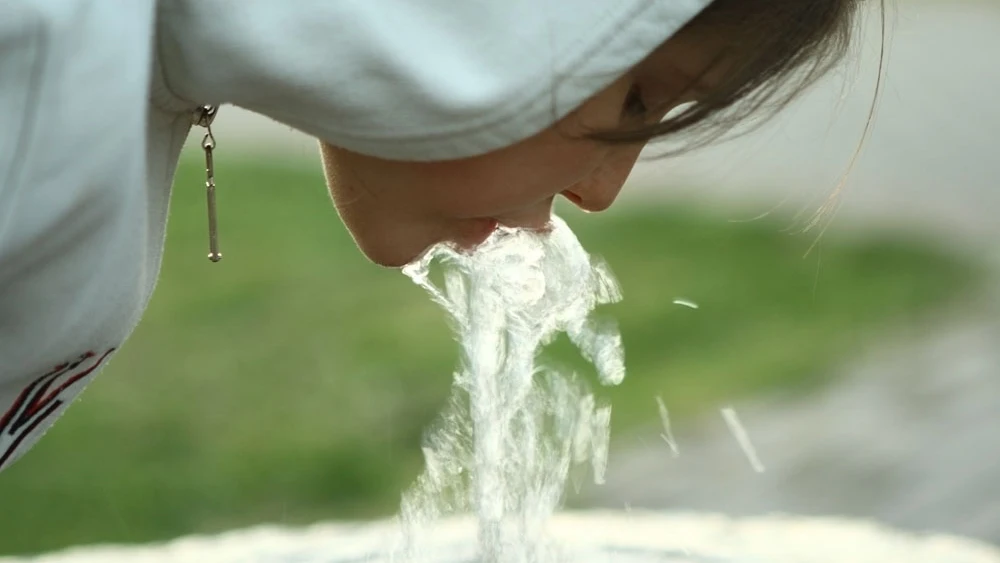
0, 156, 980, 556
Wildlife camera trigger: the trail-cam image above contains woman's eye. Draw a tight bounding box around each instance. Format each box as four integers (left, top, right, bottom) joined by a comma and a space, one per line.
622, 84, 648, 118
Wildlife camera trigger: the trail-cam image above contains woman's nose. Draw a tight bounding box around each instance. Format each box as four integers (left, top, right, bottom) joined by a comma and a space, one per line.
562, 182, 622, 213
562, 150, 639, 213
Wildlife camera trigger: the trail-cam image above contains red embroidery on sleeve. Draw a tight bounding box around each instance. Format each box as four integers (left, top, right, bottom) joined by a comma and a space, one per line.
0, 348, 115, 470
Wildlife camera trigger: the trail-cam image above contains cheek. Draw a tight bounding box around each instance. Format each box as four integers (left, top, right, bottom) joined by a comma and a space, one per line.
452, 76, 633, 214
429, 137, 611, 218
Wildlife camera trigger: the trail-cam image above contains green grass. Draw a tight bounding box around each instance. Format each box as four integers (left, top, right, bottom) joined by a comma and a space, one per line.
0, 156, 980, 555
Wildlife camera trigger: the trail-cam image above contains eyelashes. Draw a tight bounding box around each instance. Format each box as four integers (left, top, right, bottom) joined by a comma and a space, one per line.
621, 84, 648, 118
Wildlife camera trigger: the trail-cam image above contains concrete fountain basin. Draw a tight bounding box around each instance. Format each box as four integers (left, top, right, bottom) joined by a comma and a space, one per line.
4, 511, 999, 563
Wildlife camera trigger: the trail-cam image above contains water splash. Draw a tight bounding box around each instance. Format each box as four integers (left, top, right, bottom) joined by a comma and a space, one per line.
397, 216, 625, 563
720, 407, 766, 474
655, 396, 680, 458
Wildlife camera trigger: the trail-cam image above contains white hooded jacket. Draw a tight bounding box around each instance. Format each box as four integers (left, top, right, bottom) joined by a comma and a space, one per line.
0, 0, 710, 471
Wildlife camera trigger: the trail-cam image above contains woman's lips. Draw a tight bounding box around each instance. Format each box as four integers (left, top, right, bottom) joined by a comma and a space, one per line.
561, 190, 584, 207
452, 218, 499, 250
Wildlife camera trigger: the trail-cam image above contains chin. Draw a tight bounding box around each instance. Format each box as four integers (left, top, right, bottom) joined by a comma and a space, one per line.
350, 237, 432, 269
349, 220, 497, 269
360, 247, 424, 269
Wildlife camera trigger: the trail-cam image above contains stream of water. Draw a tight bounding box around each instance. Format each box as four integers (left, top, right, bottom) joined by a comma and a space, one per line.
398, 216, 625, 563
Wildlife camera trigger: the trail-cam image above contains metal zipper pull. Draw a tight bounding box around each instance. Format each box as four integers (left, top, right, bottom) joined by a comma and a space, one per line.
193, 105, 222, 263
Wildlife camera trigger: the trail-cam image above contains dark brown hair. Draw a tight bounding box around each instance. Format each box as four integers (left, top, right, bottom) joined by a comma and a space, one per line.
589, 0, 885, 153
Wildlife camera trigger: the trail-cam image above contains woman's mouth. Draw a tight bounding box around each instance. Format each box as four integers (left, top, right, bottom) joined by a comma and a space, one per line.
452, 218, 499, 250
561, 190, 584, 207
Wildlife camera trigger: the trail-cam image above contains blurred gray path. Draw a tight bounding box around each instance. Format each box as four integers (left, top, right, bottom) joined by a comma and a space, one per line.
204, 0, 1000, 545
586, 298, 1000, 543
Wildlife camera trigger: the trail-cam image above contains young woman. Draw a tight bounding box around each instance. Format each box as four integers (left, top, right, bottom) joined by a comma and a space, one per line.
0, 0, 867, 471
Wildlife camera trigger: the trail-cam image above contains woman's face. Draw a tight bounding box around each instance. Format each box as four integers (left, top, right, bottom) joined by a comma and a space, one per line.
321, 24, 722, 267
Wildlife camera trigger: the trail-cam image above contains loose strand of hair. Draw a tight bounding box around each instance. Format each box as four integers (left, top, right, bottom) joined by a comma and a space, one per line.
800, 0, 890, 258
